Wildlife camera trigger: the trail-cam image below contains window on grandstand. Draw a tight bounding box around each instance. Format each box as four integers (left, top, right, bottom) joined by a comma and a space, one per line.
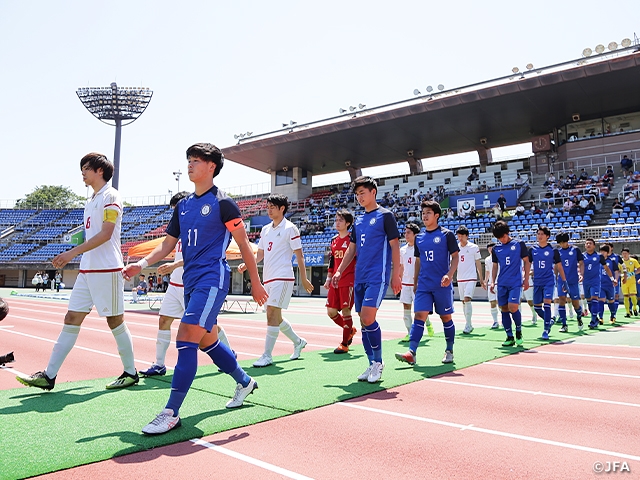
301, 168, 308, 185
276, 170, 293, 186
557, 111, 640, 145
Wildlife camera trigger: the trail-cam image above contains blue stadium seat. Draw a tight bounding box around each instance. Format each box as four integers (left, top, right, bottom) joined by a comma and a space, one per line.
632, 228, 639, 237
631, 211, 638, 217
611, 230, 620, 238
611, 213, 619, 219
571, 232, 580, 240
579, 221, 588, 227
627, 218, 635, 224
621, 212, 629, 218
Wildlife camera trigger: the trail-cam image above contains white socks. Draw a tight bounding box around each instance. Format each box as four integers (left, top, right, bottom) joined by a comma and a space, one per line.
490, 306, 499, 324
217, 326, 231, 349
264, 326, 280, 356
279, 319, 301, 345
155, 329, 172, 366
403, 310, 412, 333
111, 322, 136, 375
46, 324, 80, 378
464, 302, 473, 327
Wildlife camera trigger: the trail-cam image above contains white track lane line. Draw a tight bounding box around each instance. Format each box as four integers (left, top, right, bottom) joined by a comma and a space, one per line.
427, 378, 640, 408
190, 439, 315, 480
561, 341, 640, 349
338, 403, 640, 462
0, 365, 30, 377
484, 362, 640, 379
525, 350, 640, 361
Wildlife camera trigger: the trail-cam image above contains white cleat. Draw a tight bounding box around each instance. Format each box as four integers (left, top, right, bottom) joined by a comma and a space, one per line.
290, 338, 307, 360
357, 364, 373, 381
367, 361, 384, 383
226, 378, 258, 408
462, 326, 474, 334
252, 353, 273, 368
142, 408, 181, 435
442, 350, 454, 364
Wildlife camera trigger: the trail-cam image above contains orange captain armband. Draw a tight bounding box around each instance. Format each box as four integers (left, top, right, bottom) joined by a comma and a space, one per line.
225, 218, 245, 232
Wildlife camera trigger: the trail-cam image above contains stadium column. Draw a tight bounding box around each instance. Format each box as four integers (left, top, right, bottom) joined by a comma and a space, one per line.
477, 147, 493, 167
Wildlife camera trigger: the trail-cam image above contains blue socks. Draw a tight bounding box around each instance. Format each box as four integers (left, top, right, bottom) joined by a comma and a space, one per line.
363, 321, 382, 363
559, 305, 567, 326
409, 319, 425, 353
511, 309, 522, 332
361, 325, 374, 363
166, 341, 199, 416
534, 306, 545, 321
543, 304, 552, 331
443, 320, 455, 352
591, 299, 599, 325
201, 340, 250, 387
501, 311, 513, 337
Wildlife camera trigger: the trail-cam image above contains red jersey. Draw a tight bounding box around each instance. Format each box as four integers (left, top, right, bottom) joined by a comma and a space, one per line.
328, 234, 355, 287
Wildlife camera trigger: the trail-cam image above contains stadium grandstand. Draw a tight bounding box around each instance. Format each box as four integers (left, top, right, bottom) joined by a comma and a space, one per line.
2, 45, 640, 295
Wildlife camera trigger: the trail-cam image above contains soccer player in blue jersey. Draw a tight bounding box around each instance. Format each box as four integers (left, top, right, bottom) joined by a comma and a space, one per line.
555, 232, 584, 332
395, 200, 459, 365
123, 143, 268, 435
529, 226, 568, 340
582, 238, 612, 329
489, 221, 530, 347
598, 244, 620, 325
332, 176, 402, 383
606, 242, 624, 323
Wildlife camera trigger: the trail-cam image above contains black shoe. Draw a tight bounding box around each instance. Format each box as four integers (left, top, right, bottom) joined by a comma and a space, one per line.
624, 314, 631, 318
16, 370, 56, 390
0, 351, 14, 366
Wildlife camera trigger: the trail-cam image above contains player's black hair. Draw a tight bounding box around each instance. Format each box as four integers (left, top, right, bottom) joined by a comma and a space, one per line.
556, 232, 570, 243
267, 193, 289, 214
170, 191, 190, 208
585, 237, 596, 245
537, 225, 551, 237
80, 153, 113, 182
405, 222, 420, 234
336, 208, 354, 228
186, 143, 224, 177
352, 176, 377, 194
492, 220, 510, 239
456, 225, 469, 236
621, 247, 630, 253
420, 199, 442, 217
599, 244, 610, 253
486, 242, 496, 249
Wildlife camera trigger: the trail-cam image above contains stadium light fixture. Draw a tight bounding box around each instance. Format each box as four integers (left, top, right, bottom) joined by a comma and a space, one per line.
595, 44, 605, 54
526, 63, 534, 70
608, 41, 618, 51
437, 84, 445, 91
413, 89, 421, 95
339, 108, 347, 114
512, 67, 520, 74
582, 47, 593, 57
621, 38, 632, 47
76, 82, 152, 190
172, 170, 182, 192
426, 86, 433, 93
358, 104, 366, 109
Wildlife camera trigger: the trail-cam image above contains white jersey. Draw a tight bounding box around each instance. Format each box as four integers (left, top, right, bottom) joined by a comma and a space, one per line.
457, 241, 481, 281
170, 239, 183, 286
400, 243, 415, 285
79, 183, 123, 271
485, 255, 498, 284
258, 218, 302, 283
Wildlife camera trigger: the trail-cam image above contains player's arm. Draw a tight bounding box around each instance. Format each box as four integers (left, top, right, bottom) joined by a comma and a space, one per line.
332, 243, 355, 287
324, 253, 335, 289
389, 237, 402, 295
522, 257, 531, 290
475, 258, 482, 283
232, 227, 268, 305
294, 248, 314, 293
123, 234, 179, 280
414, 255, 420, 293
443, 251, 458, 287
578, 259, 584, 283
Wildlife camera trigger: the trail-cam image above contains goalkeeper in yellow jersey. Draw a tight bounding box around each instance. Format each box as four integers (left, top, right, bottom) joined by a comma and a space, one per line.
621, 248, 640, 318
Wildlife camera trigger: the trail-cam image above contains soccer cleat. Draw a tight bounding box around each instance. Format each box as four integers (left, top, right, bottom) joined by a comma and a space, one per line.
531, 318, 537, 326
426, 322, 435, 337
502, 337, 515, 347
462, 326, 474, 334
347, 327, 357, 345
16, 371, 55, 390
491, 321, 500, 329
624, 313, 632, 319
226, 378, 258, 408
106, 371, 139, 389
0, 351, 14, 366
290, 338, 307, 360
634, 310, 639, 317
395, 350, 416, 365
367, 361, 384, 383
515, 331, 523, 346
400, 334, 410, 342
442, 350, 454, 364
578, 318, 584, 331
140, 364, 166, 377
610, 316, 616, 324
334, 343, 349, 354
550, 316, 556, 326
559, 326, 568, 333
598, 317, 604, 325
142, 408, 181, 435
541, 330, 549, 340
253, 353, 273, 368
357, 364, 373, 381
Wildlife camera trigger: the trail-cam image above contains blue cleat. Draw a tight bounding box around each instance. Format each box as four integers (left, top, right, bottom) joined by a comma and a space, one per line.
541, 330, 549, 340
140, 364, 167, 377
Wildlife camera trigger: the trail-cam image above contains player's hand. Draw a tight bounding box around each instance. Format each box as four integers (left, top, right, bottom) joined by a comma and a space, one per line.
157, 263, 176, 276
481, 280, 487, 290
523, 277, 530, 291
331, 271, 342, 287
613, 279, 619, 287
251, 282, 268, 306
238, 263, 247, 273
302, 278, 314, 293
52, 251, 74, 269
323, 279, 331, 290
489, 283, 496, 294
441, 274, 451, 287
561, 280, 569, 293
123, 264, 142, 281
391, 273, 402, 295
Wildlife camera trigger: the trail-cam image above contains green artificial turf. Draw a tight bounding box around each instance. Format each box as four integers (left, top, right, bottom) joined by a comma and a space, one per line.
0, 317, 633, 479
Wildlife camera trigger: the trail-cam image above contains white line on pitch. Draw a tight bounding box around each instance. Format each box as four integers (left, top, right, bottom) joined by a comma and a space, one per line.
560, 340, 640, 349
0, 365, 29, 376
484, 362, 640, 379
427, 378, 640, 408
190, 439, 315, 480
337, 403, 640, 462
525, 350, 640, 361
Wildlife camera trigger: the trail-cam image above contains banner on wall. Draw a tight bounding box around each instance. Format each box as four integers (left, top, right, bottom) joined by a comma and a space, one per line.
456, 198, 476, 215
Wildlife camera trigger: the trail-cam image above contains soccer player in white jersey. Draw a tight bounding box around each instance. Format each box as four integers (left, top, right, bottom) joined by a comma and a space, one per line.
240, 194, 314, 368
482, 243, 500, 329
399, 223, 434, 340
17, 153, 138, 390
138, 191, 234, 377
455, 226, 482, 334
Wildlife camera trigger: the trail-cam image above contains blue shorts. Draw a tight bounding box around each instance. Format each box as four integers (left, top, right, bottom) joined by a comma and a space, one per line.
583, 282, 600, 299
615, 283, 621, 296
182, 285, 228, 332
600, 284, 615, 301
557, 282, 580, 300
354, 282, 387, 312
497, 285, 522, 306
534, 284, 555, 304
414, 286, 454, 316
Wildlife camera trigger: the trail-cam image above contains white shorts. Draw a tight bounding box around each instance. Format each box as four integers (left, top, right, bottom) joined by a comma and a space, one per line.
159, 283, 185, 318
399, 285, 414, 304
522, 286, 533, 302
579, 283, 585, 297
68, 271, 124, 317
487, 287, 497, 302
265, 280, 294, 309
458, 280, 476, 300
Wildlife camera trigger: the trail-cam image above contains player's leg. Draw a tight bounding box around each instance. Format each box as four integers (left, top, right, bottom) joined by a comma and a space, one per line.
395, 301, 429, 365
335, 286, 356, 353
359, 283, 387, 383
143, 284, 184, 376
488, 286, 500, 328
271, 281, 306, 359
399, 285, 413, 340
462, 281, 474, 333
435, 287, 456, 362
508, 286, 524, 345
498, 286, 515, 345
557, 292, 568, 331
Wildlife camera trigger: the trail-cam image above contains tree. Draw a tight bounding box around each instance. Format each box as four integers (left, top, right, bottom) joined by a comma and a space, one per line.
15, 186, 86, 209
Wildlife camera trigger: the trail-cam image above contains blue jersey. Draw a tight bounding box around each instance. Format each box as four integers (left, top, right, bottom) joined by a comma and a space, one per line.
529, 244, 560, 286
414, 226, 459, 291
600, 256, 619, 287
583, 251, 606, 284
557, 246, 583, 284
166, 186, 242, 292
492, 239, 528, 287
350, 206, 399, 284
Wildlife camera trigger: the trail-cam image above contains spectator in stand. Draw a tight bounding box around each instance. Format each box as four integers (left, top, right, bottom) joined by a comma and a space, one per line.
497, 193, 507, 213
563, 198, 573, 213
447, 208, 455, 220
515, 203, 525, 216
590, 171, 600, 183
587, 197, 597, 212
612, 199, 624, 215
605, 165, 615, 185
469, 206, 477, 219
544, 173, 556, 187
579, 169, 589, 182
561, 175, 572, 190
624, 192, 637, 210
466, 183, 474, 194
492, 203, 503, 219
480, 180, 488, 191
621, 155, 634, 177
545, 205, 555, 220
531, 204, 543, 215
515, 174, 526, 187
579, 196, 589, 213
567, 170, 577, 187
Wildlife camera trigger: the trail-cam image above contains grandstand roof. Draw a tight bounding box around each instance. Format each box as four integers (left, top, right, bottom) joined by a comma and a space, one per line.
222, 50, 640, 175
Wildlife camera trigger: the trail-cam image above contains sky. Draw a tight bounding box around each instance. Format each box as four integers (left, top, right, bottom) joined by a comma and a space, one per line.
0, 1, 638, 205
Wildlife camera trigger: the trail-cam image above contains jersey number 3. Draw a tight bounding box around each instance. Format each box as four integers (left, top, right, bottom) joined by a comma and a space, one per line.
267, 241, 273, 252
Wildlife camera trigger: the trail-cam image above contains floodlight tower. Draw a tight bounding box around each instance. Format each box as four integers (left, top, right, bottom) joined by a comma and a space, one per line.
76, 82, 153, 189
